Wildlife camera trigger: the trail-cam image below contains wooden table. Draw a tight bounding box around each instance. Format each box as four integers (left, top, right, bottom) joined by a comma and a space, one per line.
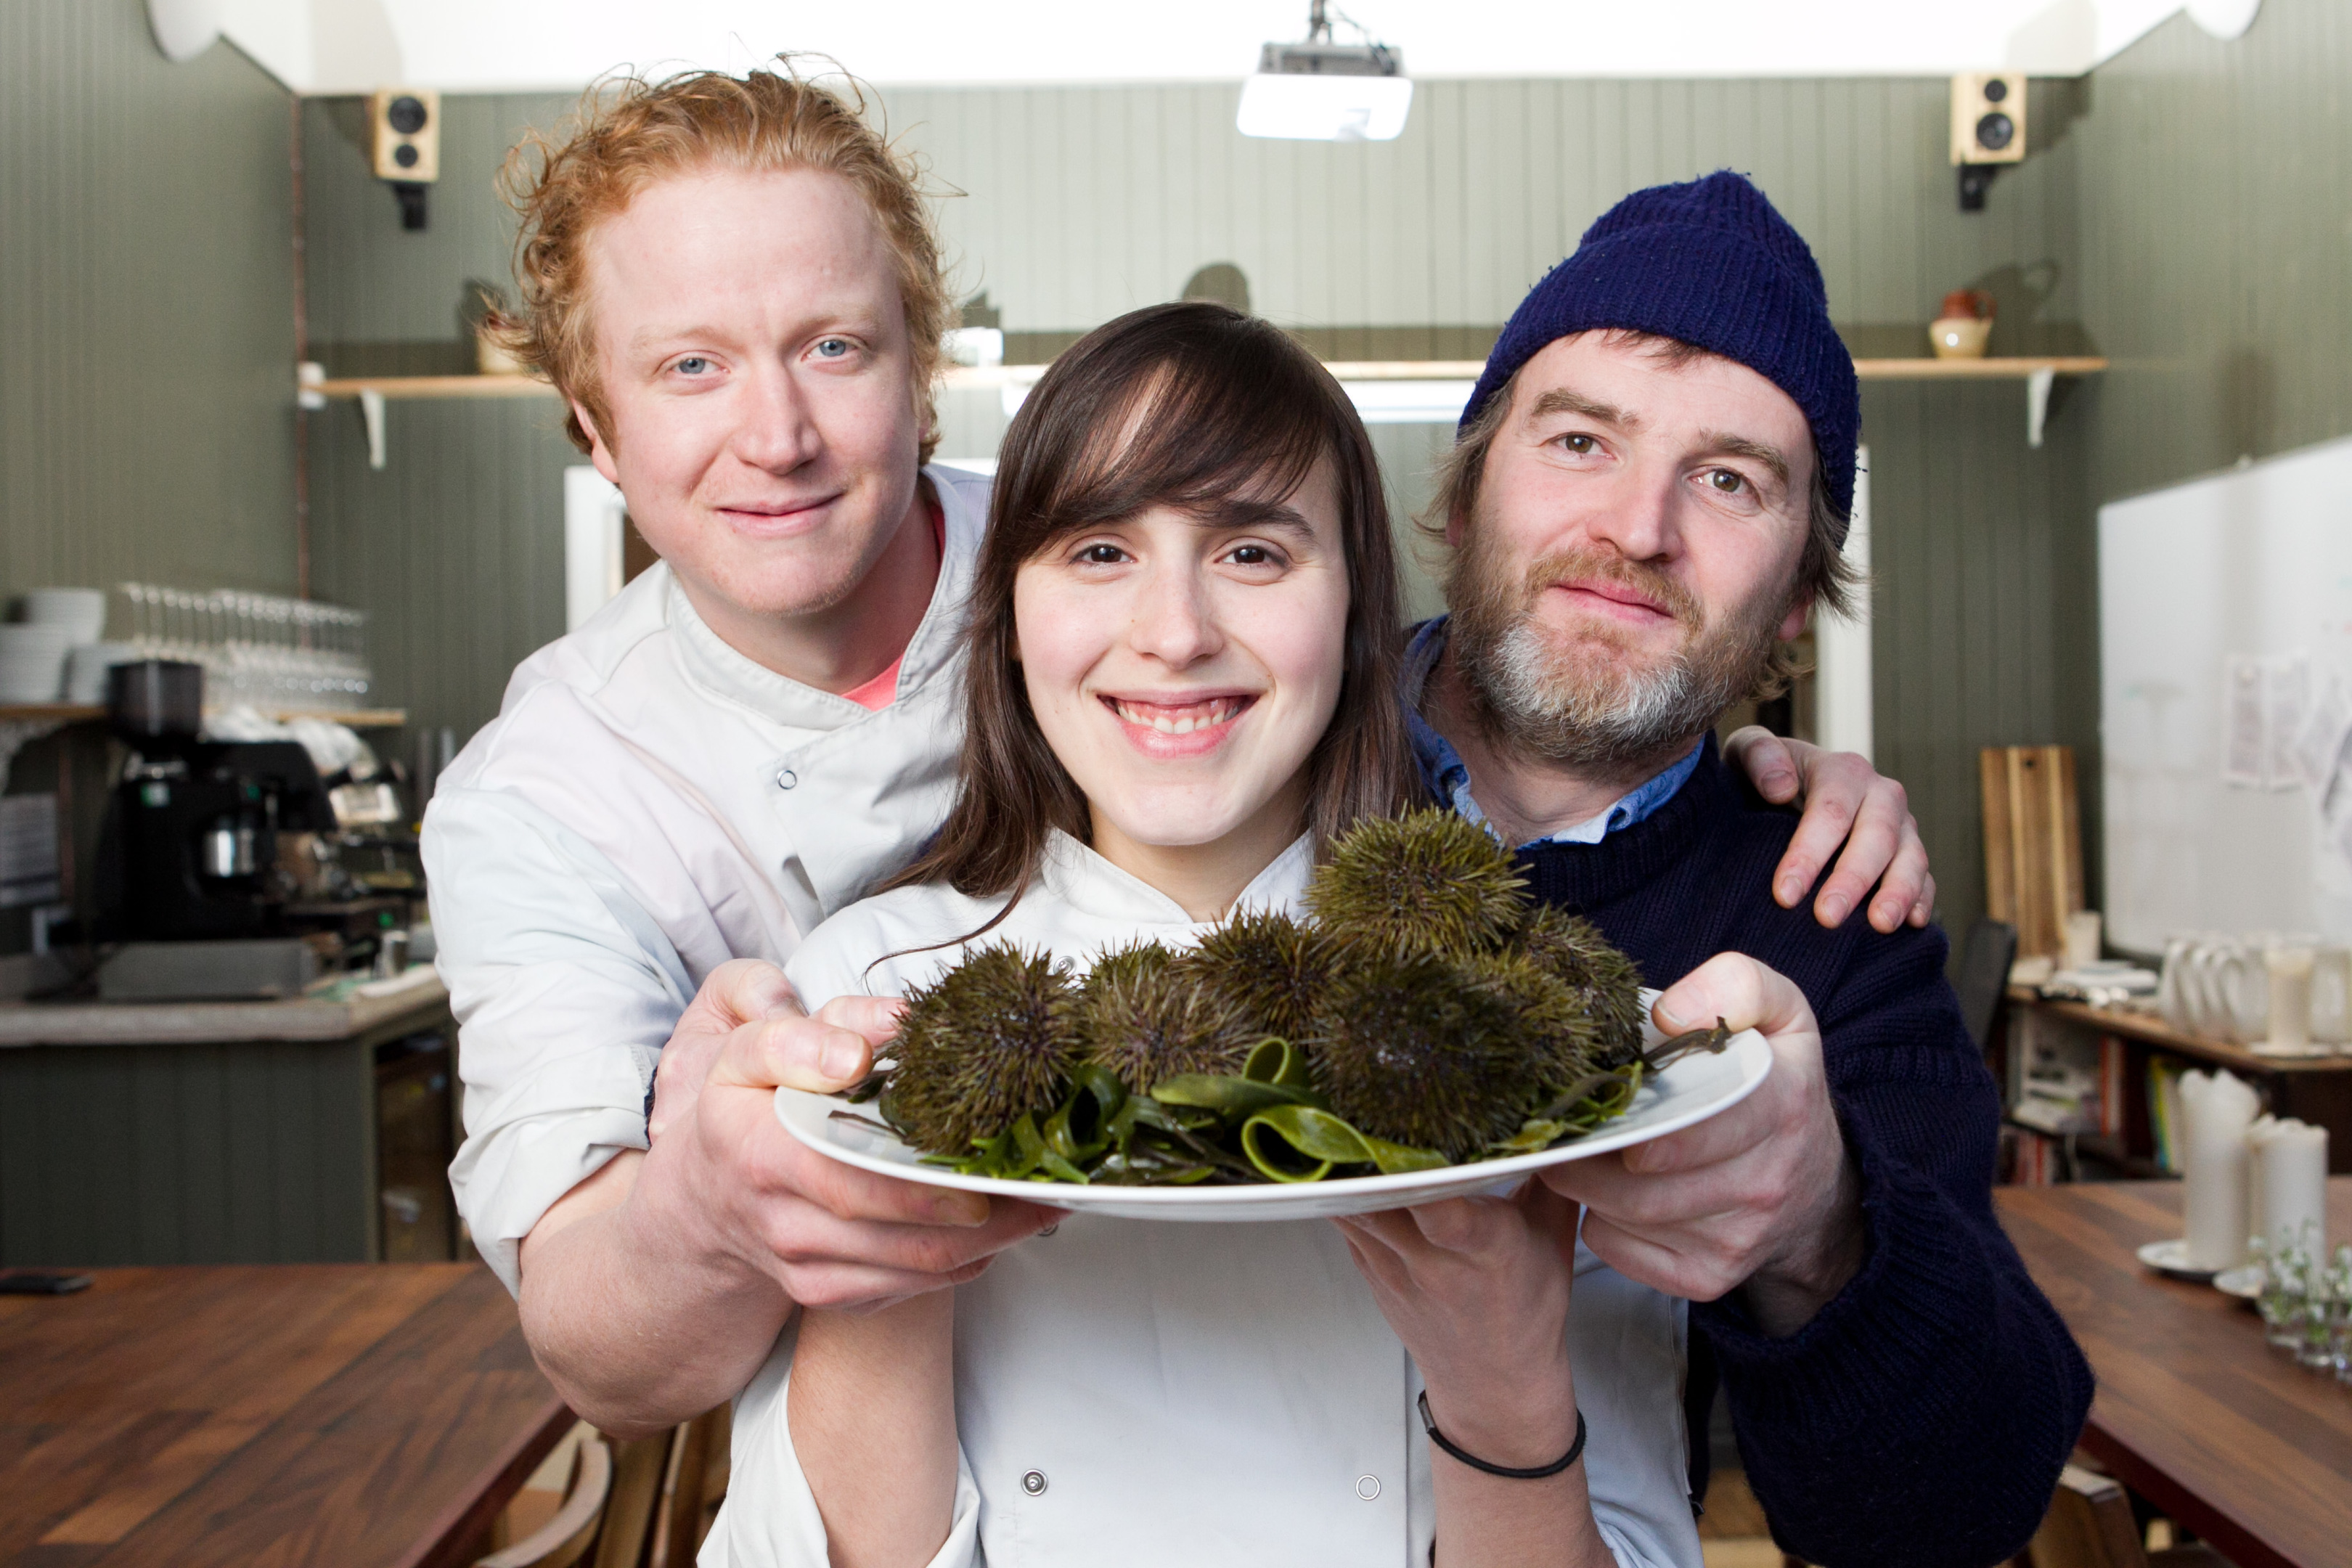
0, 1264, 570, 1567
1996, 1180, 2352, 1568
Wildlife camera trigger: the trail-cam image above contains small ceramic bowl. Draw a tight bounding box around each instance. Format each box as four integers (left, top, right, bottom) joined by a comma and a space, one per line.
1930, 317, 1993, 358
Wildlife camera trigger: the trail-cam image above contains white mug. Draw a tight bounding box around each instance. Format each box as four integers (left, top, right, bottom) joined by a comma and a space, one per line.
2159, 936, 2200, 1032
2303, 944, 2350, 1045
2265, 947, 2315, 1052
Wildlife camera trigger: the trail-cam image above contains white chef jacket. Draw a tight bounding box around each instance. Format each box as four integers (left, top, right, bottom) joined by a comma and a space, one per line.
427, 465, 992, 1293
707, 830, 1702, 1568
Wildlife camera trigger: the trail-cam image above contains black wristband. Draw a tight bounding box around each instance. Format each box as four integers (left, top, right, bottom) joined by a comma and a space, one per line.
1418, 1390, 1588, 1479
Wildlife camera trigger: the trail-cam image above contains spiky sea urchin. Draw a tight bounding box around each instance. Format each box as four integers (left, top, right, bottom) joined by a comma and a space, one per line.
885, 942, 1081, 1155
1469, 947, 1603, 1094
1180, 907, 1329, 1044
1308, 950, 1551, 1160
1304, 809, 1528, 960
1514, 905, 1646, 1069
1077, 940, 1258, 1091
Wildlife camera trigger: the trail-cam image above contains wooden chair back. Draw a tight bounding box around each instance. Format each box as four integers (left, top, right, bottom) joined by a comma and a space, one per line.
2020, 1465, 2226, 1568
649, 1403, 732, 1568
477, 1434, 613, 1568
589, 1428, 677, 1568
2022, 1465, 2148, 1568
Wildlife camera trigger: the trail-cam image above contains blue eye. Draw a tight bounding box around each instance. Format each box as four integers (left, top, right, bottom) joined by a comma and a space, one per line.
814, 338, 849, 359
674, 356, 711, 375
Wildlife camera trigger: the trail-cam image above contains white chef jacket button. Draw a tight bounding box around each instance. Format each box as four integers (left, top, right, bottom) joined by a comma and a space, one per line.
1021, 1469, 1048, 1496
774, 767, 798, 790
1355, 1474, 1381, 1501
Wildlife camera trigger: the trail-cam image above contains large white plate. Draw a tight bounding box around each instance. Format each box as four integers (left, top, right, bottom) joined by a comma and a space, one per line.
775, 989, 1772, 1222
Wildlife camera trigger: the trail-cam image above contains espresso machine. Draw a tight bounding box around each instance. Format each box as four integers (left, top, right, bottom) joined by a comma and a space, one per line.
94, 661, 339, 997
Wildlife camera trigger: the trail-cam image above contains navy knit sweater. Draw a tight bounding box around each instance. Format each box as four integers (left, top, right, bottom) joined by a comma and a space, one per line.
1518, 739, 2091, 1568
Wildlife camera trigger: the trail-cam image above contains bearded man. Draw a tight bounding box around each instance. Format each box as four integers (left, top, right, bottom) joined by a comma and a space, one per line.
1410, 172, 2092, 1568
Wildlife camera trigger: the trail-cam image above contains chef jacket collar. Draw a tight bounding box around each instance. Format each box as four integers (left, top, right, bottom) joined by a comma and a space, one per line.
661, 468, 984, 728
1037, 827, 1316, 926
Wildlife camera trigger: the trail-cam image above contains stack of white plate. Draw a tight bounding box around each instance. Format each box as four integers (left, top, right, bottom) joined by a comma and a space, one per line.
0, 625, 74, 703
20, 587, 107, 645
63, 641, 142, 704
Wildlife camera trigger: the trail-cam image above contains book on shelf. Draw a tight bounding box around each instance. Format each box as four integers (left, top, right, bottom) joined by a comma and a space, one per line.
2000, 1124, 2061, 1186
2148, 1055, 2187, 1175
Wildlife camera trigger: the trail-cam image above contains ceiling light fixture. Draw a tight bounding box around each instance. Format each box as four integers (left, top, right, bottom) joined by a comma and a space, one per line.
1236, 1, 1411, 143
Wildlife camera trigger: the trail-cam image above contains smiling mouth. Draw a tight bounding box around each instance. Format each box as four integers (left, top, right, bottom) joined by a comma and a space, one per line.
1104, 695, 1254, 735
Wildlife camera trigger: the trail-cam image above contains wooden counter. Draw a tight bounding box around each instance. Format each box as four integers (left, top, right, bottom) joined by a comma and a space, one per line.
0, 1263, 568, 1568
0, 969, 449, 1046
1997, 1180, 2352, 1568
0, 981, 459, 1267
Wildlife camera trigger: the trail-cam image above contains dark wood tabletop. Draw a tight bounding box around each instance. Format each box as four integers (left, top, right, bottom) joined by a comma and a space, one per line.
0, 1263, 571, 1568
1996, 1179, 2352, 1568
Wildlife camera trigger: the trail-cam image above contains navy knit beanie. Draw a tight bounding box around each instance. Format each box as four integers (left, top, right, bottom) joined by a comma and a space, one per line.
1461, 170, 1860, 528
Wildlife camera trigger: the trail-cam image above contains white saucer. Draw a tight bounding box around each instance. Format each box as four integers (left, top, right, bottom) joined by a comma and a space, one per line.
2136, 1237, 2218, 1282
2249, 1040, 2338, 1060
2211, 1265, 2264, 1302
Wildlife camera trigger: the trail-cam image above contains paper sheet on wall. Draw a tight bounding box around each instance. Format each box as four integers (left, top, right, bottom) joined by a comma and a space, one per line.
2224, 655, 2268, 788
2298, 671, 2352, 809
2266, 654, 2311, 791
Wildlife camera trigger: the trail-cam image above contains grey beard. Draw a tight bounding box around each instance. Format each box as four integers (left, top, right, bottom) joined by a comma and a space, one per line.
1455, 603, 1781, 773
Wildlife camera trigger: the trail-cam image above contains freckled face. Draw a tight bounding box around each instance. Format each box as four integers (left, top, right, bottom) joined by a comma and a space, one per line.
1013, 464, 1350, 856
573, 166, 924, 625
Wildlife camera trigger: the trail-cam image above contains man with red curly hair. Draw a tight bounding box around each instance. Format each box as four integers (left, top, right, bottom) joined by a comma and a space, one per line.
427, 62, 1932, 1455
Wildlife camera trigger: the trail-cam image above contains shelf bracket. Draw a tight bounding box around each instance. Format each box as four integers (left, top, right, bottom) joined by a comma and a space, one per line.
359, 389, 387, 470
2025, 367, 2056, 449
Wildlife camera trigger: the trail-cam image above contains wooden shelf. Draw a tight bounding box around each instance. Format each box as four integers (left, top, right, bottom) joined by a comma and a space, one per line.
314, 375, 552, 399
313, 356, 2107, 399
1853, 356, 2107, 379
0, 705, 407, 728
2009, 987, 2352, 1074
313, 353, 2110, 455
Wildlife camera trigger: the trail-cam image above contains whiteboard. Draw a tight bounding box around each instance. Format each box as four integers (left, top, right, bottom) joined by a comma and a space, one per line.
2099, 436, 2352, 952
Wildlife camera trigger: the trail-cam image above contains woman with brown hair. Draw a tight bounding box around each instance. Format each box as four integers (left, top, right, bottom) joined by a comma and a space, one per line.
710, 301, 1703, 1568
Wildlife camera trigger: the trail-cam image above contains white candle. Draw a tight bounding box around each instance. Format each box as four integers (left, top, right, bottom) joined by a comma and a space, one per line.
2180, 1069, 2260, 1270
2252, 1117, 2329, 1254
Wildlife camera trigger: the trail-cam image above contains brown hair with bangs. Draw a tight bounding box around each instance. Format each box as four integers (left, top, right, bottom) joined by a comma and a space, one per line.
886, 301, 1416, 904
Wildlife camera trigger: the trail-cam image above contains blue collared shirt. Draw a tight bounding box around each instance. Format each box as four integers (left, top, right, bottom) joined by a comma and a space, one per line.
1400, 616, 1704, 850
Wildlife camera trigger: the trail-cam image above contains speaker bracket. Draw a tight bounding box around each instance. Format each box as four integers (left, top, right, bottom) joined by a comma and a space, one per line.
1957, 163, 2001, 213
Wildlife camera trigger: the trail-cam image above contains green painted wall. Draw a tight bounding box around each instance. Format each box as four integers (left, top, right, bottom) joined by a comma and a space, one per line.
2079, 0, 2352, 505
0, 0, 297, 599
301, 94, 584, 756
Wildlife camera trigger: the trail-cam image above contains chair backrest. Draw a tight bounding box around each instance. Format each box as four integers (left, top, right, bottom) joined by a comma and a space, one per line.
2024, 1465, 2148, 1568
648, 1404, 732, 1568
591, 1428, 679, 1568
1956, 917, 2019, 1053
478, 1434, 613, 1568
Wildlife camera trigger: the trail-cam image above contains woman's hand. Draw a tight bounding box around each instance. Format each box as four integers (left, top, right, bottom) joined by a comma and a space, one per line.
1336, 1184, 1613, 1568
1723, 727, 1935, 932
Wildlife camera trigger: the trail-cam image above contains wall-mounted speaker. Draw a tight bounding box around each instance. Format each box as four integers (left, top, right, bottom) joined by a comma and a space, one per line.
369, 89, 441, 182
1951, 73, 2026, 211
368, 89, 440, 231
